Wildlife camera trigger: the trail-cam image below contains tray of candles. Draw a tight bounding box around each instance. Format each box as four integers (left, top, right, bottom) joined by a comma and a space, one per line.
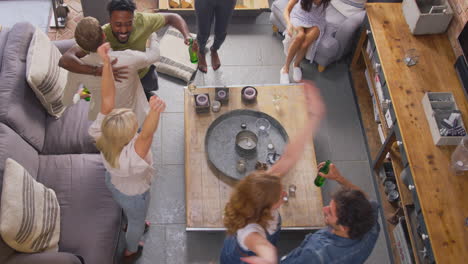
205, 109, 288, 180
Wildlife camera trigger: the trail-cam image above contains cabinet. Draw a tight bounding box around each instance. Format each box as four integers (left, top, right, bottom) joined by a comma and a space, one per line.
350, 3, 468, 264
157, 0, 270, 16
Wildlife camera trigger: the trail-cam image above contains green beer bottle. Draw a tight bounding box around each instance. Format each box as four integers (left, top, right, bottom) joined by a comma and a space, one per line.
314, 160, 331, 187
188, 38, 198, 64
82, 87, 91, 101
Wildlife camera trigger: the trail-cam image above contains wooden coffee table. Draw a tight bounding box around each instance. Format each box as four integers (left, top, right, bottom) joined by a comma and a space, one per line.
184, 84, 325, 230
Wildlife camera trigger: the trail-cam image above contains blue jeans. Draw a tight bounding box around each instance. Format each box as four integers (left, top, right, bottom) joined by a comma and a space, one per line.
105, 172, 150, 252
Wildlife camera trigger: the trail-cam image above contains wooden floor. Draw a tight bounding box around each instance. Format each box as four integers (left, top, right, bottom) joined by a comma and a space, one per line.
184, 85, 325, 229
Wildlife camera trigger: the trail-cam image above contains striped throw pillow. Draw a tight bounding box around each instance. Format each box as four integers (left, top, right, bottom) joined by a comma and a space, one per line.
0, 158, 60, 253
154, 27, 204, 83
26, 28, 68, 118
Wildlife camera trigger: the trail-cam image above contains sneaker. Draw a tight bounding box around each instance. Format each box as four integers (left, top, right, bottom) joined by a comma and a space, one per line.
293, 67, 302, 82
280, 67, 290, 84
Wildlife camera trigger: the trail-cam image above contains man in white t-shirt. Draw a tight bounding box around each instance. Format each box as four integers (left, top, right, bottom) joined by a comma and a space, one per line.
62, 16, 159, 126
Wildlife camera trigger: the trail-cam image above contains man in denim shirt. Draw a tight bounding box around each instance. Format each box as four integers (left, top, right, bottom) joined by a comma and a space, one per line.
242, 162, 380, 264
281, 162, 380, 264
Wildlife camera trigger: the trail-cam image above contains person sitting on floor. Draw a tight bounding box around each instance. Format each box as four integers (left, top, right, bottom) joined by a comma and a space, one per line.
62, 16, 159, 126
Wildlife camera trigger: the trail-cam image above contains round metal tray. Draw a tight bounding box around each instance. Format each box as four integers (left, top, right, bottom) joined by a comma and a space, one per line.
205, 109, 289, 180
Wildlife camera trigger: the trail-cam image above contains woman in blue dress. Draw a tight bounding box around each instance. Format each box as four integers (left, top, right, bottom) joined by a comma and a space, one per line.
281, 0, 330, 84
220, 81, 326, 264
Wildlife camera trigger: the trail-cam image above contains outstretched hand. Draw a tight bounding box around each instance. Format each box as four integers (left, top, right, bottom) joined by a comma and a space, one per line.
317, 162, 343, 182
97, 42, 111, 63
149, 95, 166, 114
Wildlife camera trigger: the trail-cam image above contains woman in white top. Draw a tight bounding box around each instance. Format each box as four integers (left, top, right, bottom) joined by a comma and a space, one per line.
88, 42, 166, 261
280, 0, 330, 84
220, 81, 326, 264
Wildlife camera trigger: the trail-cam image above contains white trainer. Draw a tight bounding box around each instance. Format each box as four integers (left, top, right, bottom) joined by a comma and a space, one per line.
293, 67, 302, 82
280, 67, 290, 84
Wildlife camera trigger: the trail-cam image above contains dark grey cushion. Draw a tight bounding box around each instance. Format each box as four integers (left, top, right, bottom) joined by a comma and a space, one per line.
5, 251, 82, 264
0, 123, 39, 192
42, 100, 98, 155
37, 154, 121, 264
52, 39, 76, 55
0, 22, 46, 151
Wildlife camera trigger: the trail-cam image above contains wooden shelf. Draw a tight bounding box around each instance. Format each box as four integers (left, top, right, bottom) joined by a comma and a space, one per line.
158, 0, 270, 14
360, 47, 390, 136
350, 3, 468, 263
350, 67, 382, 159
373, 170, 402, 264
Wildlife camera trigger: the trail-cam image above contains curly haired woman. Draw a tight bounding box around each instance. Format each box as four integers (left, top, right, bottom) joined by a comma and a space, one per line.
220, 81, 325, 264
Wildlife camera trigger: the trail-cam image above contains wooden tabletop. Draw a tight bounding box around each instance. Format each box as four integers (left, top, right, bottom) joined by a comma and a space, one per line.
184, 85, 325, 230
367, 3, 468, 262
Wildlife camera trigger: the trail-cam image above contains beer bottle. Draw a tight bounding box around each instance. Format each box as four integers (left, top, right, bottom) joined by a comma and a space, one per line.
82, 87, 91, 101
314, 160, 331, 187
188, 38, 198, 64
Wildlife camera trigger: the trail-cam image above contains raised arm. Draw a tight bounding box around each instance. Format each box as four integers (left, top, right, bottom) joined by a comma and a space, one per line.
267, 81, 325, 177
127, 33, 161, 70
96, 43, 115, 115
134, 96, 166, 159
59, 45, 97, 75
283, 0, 299, 36
242, 233, 278, 264
162, 13, 192, 45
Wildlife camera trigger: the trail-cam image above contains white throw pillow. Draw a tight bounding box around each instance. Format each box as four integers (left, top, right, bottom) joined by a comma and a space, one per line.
331, 0, 366, 18
155, 27, 209, 83
0, 158, 60, 253
26, 28, 68, 118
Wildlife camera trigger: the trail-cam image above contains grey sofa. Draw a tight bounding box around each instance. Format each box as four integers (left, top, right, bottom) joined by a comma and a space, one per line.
0, 22, 123, 264
269, 0, 366, 71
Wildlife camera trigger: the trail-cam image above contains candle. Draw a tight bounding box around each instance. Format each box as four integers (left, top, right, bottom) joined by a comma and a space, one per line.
217, 90, 226, 99
196, 94, 208, 106
243, 87, 256, 100
211, 100, 221, 112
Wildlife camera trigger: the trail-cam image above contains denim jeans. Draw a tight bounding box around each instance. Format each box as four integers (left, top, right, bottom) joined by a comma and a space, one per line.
105, 172, 150, 252
195, 0, 236, 55
220, 216, 282, 264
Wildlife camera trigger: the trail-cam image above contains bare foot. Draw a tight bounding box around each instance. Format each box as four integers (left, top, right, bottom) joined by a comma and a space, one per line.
211, 49, 221, 71
198, 52, 207, 73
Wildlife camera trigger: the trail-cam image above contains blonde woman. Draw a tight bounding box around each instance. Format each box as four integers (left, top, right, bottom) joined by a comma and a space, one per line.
220, 81, 325, 264
88, 42, 166, 261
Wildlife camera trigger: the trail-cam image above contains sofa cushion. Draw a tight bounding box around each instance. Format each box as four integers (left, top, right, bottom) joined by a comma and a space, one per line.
0, 158, 60, 253
0, 123, 40, 260
0, 123, 39, 194
0, 22, 47, 151
331, 0, 366, 18
26, 27, 68, 118
37, 154, 121, 264
155, 27, 199, 83
0, 25, 10, 73
42, 100, 98, 155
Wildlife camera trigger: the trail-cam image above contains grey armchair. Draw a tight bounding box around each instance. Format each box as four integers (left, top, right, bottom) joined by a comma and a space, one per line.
269, 0, 366, 72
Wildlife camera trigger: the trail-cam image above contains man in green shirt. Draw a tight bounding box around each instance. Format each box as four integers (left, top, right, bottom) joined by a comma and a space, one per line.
59, 0, 194, 100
